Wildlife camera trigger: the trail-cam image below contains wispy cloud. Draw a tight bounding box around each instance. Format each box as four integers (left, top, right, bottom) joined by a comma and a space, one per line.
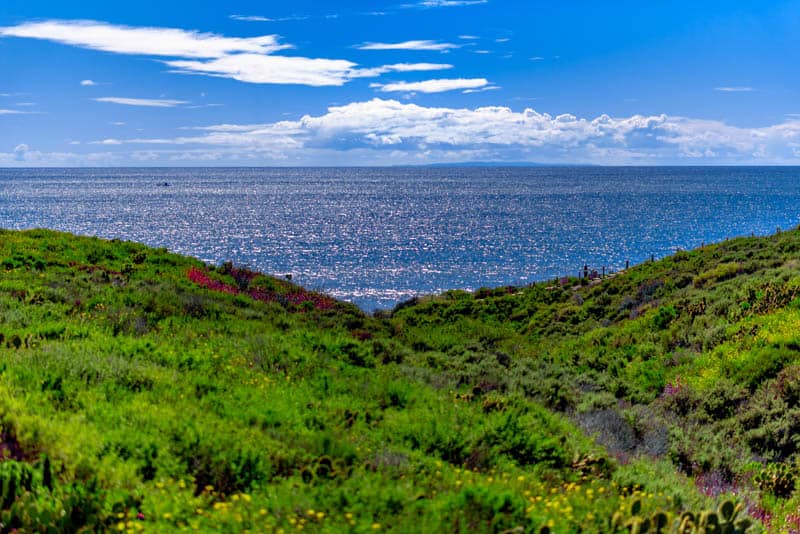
90, 139, 124, 145
0, 20, 291, 58
0, 109, 27, 115
229, 14, 309, 22
229, 15, 273, 22
408, 0, 488, 7
458, 35, 479, 40
463, 86, 500, 94
370, 78, 491, 93
353, 62, 453, 77
356, 40, 460, 51
1, 19, 456, 87
715, 86, 754, 92
164, 54, 360, 86
94, 97, 188, 107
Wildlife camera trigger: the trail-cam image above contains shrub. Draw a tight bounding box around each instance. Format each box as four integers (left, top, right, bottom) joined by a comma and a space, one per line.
652, 306, 677, 330
693, 262, 742, 288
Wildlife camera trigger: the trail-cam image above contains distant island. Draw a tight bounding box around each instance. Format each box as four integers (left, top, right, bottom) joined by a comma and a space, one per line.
410, 161, 600, 168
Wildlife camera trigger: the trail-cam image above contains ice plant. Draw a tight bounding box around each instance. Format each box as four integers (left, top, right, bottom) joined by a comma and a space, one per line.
187, 266, 335, 311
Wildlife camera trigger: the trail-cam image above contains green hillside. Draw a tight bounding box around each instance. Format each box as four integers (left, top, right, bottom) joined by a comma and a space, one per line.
3, 227, 800, 532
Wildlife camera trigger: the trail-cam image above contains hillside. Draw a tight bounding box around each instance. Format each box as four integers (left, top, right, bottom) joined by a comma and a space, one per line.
3, 228, 800, 532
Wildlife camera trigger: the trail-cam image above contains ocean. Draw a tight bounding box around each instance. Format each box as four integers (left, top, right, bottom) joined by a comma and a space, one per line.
2, 166, 799, 311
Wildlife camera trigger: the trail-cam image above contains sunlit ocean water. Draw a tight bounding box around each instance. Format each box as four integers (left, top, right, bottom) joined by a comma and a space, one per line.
2, 167, 799, 311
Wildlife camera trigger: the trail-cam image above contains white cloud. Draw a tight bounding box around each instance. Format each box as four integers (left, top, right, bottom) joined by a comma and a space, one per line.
462, 86, 501, 94
90, 139, 123, 145
0, 145, 119, 166
371, 78, 491, 93
229, 15, 274, 22
80, 79, 97, 86
92, 98, 800, 165
0, 109, 25, 114
352, 62, 453, 77
381, 62, 453, 72
94, 97, 188, 107
715, 86, 754, 92
356, 40, 460, 51
530, 56, 544, 61
0, 20, 290, 58
164, 54, 359, 86
1, 19, 456, 87
165, 56, 455, 86
13, 144, 29, 161
411, 0, 488, 7
458, 35, 479, 40
229, 14, 309, 22
495, 38, 510, 43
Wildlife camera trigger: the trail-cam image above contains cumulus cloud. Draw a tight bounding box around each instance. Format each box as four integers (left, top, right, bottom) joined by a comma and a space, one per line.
91, 99, 800, 164
80, 79, 97, 86
370, 78, 491, 93
13, 144, 29, 161
356, 40, 460, 51
94, 97, 188, 107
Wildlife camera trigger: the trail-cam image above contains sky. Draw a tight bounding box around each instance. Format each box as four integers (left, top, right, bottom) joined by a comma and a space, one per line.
1, 0, 799, 166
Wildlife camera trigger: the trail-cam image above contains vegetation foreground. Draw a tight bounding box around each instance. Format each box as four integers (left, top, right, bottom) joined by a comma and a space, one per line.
4, 228, 800, 532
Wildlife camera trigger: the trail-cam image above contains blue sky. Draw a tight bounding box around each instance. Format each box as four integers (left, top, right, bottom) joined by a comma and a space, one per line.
1, 0, 799, 166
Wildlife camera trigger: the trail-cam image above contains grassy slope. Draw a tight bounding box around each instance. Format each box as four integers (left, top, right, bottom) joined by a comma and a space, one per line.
3, 227, 800, 532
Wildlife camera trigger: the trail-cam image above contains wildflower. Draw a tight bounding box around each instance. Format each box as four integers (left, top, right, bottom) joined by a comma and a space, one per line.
371, 523, 381, 530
